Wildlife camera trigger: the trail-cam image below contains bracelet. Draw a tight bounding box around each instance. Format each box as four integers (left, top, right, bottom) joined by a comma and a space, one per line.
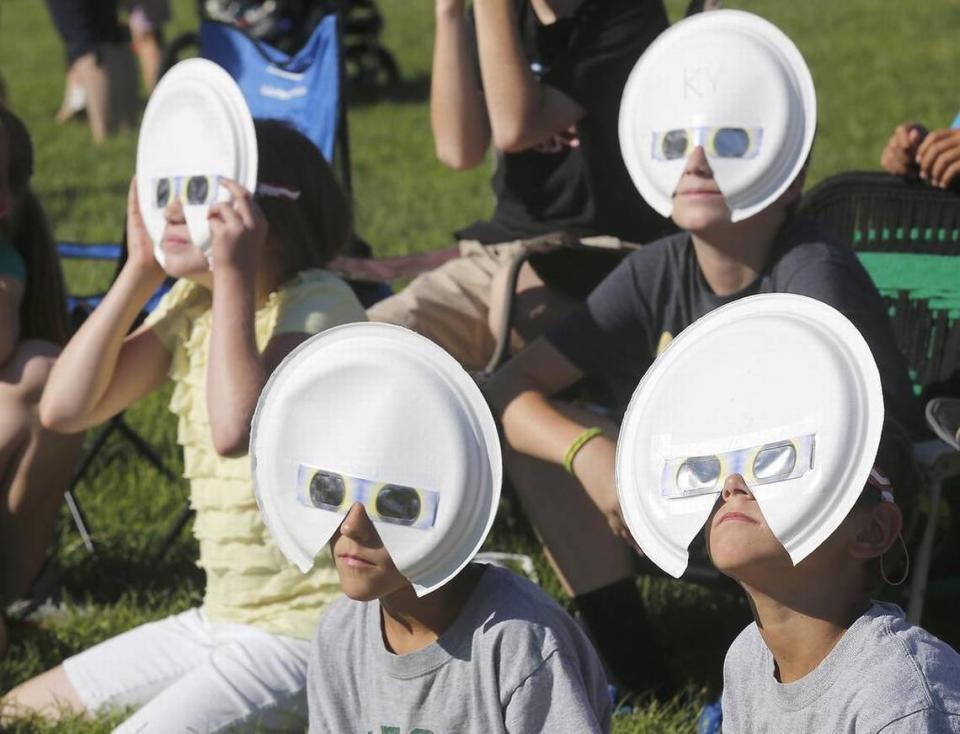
562, 427, 604, 476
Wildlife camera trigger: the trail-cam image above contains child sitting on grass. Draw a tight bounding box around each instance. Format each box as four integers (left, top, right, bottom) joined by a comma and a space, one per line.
0, 105, 83, 658
613, 292, 960, 733
249, 323, 612, 733
3, 62, 366, 731
712, 418, 960, 732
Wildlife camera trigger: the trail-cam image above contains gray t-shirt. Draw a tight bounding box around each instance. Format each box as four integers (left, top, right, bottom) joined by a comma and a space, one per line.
307, 564, 611, 733
546, 219, 924, 436
722, 602, 960, 733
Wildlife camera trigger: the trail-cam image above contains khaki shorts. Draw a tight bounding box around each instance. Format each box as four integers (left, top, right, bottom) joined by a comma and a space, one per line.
367, 239, 536, 371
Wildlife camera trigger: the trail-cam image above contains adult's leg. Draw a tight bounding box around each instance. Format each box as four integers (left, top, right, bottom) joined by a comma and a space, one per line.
0, 341, 83, 604
504, 402, 668, 696
366, 242, 511, 370
127, 1, 171, 92
487, 259, 579, 357
368, 240, 579, 371
503, 445, 632, 597
45, 0, 122, 142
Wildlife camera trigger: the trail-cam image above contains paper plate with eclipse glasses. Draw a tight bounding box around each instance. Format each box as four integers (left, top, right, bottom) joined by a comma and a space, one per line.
618, 9, 816, 223
136, 58, 258, 267
250, 323, 502, 597
616, 294, 883, 578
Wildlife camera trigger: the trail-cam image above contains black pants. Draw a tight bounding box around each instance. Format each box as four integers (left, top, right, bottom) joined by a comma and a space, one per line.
45, 0, 125, 66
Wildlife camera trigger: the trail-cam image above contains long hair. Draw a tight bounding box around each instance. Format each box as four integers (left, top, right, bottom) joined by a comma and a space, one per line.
253, 119, 352, 282
0, 106, 70, 344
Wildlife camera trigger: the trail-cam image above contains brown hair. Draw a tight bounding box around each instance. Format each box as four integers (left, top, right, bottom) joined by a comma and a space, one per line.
253, 119, 352, 281
0, 106, 70, 345
855, 416, 920, 593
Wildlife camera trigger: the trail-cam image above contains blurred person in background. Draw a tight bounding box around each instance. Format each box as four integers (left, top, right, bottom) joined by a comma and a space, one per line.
124, 1, 171, 92
0, 106, 83, 657
45, 0, 138, 143
335, 0, 675, 373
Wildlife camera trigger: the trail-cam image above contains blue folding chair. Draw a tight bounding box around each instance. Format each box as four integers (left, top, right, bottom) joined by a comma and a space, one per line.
199, 16, 347, 186
196, 16, 392, 306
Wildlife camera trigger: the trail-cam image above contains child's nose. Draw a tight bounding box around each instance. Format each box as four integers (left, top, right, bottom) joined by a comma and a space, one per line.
720, 473, 752, 501
684, 145, 714, 176
164, 197, 185, 223
338, 502, 375, 542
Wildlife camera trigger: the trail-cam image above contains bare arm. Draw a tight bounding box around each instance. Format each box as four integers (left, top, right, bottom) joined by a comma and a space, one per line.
205, 179, 313, 457
206, 265, 309, 455
473, 0, 584, 152
40, 181, 171, 433
431, 0, 491, 170
0, 275, 23, 364
487, 336, 588, 463
486, 336, 628, 539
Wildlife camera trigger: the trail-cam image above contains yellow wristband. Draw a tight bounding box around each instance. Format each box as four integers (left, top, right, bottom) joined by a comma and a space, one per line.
563, 427, 604, 476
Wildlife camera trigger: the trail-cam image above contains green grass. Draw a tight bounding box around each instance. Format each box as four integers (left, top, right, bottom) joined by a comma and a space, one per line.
1, 0, 960, 731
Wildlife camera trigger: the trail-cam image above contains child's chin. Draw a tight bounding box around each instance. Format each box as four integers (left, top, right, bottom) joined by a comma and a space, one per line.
338, 576, 385, 603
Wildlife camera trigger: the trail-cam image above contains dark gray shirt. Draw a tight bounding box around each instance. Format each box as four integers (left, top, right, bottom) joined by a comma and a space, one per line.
546, 219, 924, 435
722, 602, 960, 733
307, 564, 611, 734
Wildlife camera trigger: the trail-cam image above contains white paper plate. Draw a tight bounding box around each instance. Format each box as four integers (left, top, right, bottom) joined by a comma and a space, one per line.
616, 294, 883, 578
619, 10, 816, 222
251, 323, 503, 596
136, 58, 258, 264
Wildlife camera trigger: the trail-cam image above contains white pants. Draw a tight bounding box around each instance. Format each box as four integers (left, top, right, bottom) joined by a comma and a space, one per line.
63, 607, 310, 733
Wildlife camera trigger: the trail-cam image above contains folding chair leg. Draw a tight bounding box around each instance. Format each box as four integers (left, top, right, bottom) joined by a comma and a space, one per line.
71, 419, 118, 487
153, 502, 194, 565
908, 476, 942, 624
485, 251, 534, 374
62, 420, 120, 553
116, 418, 177, 481
64, 488, 97, 556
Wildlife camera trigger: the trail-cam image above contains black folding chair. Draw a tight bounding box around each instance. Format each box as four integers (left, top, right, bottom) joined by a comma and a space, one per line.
57, 241, 179, 556
799, 170, 960, 623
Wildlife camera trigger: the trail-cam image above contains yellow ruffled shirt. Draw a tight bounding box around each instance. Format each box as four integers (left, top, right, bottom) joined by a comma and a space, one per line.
144, 269, 367, 639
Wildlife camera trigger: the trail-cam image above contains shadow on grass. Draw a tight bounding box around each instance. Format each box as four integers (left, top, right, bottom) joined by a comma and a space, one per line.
60, 540, 203, 606
347, 73, 429, 108
39, 183, 132, 205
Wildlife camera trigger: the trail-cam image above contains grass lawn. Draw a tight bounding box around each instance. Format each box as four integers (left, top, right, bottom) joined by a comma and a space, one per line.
1, 0, 959, 731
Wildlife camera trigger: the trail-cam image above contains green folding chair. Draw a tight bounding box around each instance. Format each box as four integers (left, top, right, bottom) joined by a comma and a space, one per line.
799, 170, 960, 624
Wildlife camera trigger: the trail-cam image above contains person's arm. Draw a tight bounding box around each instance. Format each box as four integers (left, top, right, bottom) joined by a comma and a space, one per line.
473, 0, 584, 152
487, 252, 655, 539
486, 338, 625, 538
431, 0, 491, 170
205, 179, 282, 456
0, 275, 23, 364
40, 179, 171, 433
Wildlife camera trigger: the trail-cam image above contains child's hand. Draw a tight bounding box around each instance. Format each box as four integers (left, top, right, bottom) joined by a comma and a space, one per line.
125, 176, 165, 281
571, 434, 632, 542
207, 178, 267, 275
880, 122, 926, 177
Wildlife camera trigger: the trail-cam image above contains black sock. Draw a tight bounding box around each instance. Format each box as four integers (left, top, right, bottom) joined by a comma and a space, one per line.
574, 578, 669, 698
